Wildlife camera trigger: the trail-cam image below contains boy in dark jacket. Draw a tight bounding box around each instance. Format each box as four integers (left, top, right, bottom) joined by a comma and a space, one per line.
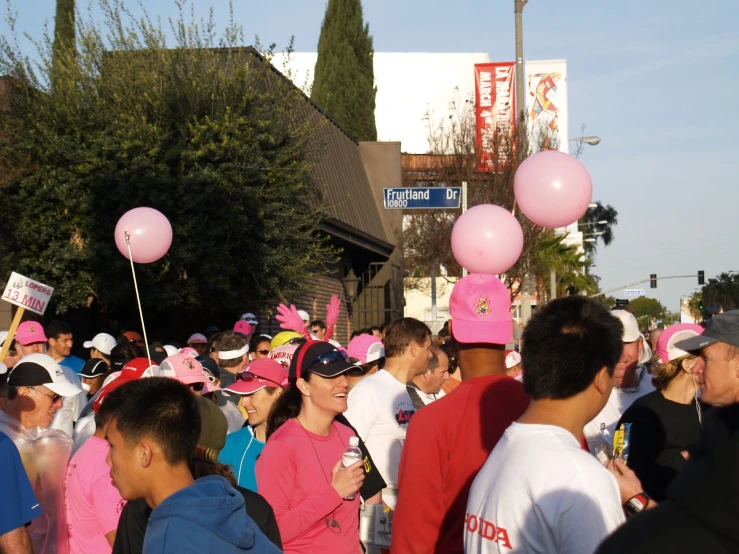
103, 377, 280, 553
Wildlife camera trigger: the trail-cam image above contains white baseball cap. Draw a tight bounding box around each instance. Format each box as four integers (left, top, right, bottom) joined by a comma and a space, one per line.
0, 331, 7, 347
297, 310, 310, 323
240, 313, 259, 326
8, 353, 83, 397
611, 310, 641, 342
83, 333, 117, 356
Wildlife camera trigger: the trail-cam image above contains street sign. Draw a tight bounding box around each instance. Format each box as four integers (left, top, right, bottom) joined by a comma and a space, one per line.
624, 289, 645, 297
383, 187, 461, 210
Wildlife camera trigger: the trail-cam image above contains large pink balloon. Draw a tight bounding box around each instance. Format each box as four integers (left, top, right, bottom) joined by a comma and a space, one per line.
115, 208, 173, 263
514, 150, 593, 229
451, 205, 523, 274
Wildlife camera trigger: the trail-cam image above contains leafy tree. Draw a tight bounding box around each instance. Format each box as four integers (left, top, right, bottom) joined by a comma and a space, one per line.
52, 0, 75, 90
702, 272, 739, 317
0, 1, 334, 325
579, 202, 618, 256
311, 0, 377, 141
629, 297, 668, 325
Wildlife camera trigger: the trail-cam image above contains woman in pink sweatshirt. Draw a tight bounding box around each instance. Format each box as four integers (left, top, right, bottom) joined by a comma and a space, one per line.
256, 341, 365, 554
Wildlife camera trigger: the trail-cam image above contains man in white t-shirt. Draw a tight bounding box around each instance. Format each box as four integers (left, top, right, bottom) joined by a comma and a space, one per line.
584, 310, 656, 453
344, 317, 432, 510
465, 296, 649, 554
406, 345, 449, 409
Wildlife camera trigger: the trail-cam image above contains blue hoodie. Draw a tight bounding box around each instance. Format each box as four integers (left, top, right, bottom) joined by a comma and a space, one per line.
143, 475, 282, 553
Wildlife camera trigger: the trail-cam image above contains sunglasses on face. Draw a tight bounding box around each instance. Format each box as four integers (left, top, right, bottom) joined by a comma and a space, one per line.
256, 349, 270, 356
190, 382, 204, 392
236, 371, 282, 387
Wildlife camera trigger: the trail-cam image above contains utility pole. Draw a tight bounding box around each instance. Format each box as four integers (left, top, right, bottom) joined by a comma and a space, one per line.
514, 0, 528, 122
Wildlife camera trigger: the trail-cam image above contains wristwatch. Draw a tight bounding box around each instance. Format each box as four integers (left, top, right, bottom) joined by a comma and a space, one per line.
624, 492, 650, 517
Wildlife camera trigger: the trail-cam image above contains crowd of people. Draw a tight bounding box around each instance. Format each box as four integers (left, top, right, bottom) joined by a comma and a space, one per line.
1, 278, 739, 554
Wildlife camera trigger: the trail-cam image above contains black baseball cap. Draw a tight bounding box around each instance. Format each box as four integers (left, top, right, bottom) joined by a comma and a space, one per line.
675, 310, 739, 352
289, 341, 354, 382
79, 359, 109, 378
197, 355, 220, 381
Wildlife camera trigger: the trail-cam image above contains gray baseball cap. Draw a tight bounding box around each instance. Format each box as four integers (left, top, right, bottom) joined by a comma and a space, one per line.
674, 310, 739, 351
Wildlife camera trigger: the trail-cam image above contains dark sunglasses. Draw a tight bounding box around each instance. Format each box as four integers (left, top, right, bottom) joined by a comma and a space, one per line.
189, 382, 204, 392
255, 349, 270, 356
236, 371, 282, 387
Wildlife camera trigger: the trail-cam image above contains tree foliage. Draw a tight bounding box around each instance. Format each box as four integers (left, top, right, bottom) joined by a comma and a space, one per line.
311, 0, 377, 141
0, 0, 335, 321
628, 296, 668, 322
579, 202, 618, 256
702, 273, 739, 317
402, 96, 596, 300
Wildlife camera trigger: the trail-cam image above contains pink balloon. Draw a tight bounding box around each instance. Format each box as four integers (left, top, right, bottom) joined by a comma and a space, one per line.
115, 207, 173, 263
451, 205, 523, 274
513, 150, 593, 229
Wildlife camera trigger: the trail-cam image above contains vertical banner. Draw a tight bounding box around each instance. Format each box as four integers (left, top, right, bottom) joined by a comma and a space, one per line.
475, 62, 516, 172
525, 59, 569, 153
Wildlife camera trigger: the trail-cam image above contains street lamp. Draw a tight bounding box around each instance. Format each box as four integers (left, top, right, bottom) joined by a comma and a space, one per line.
569, 136, 602, 146
514, 0, 529, 121
341, 269, 360, 305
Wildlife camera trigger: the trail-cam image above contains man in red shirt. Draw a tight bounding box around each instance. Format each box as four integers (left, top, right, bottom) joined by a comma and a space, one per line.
391, 274, 530, 554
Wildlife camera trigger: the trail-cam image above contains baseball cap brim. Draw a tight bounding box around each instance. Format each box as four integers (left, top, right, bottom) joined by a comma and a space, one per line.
83, 340, 94, 349
47, 379, 84, 397
310, 360, 355, 378
674, 334, 718, 352
452, 319, 513, 345
223, 381, 266, 395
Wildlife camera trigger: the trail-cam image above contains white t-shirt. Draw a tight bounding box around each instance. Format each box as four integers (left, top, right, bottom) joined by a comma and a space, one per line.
344, 369, 417, 509
584, 365, 656, 453
465, 422, 625, 554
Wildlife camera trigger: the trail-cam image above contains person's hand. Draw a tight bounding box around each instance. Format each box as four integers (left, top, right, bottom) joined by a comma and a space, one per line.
331, 459, 365, 499
606, 458, 643, 504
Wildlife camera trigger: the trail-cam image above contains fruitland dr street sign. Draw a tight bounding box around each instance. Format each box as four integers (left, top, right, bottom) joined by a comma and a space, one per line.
384, 187, 462, 209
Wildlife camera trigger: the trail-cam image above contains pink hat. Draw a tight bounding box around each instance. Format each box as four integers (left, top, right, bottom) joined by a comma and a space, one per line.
347, 335, 385, 365
656, 324, 704, 364
223, 359, 288, 395
187, 333, 208, 345
234, 320, 253, 336
158, 353, 210, 386
450, 274, 512, 344
268, 344, 298, 369
180, 347, 199, 358
15, 321, 47, 345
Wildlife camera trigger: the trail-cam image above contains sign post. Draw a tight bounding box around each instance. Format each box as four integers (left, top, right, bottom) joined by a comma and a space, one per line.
0, 272, 54, 362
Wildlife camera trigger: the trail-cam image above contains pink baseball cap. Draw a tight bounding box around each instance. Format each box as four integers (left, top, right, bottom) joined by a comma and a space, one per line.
268, 344, 298, 369
234, 320, 253, 336
347, 335, 385, 365
656, 323, 704, 364
158, 353, 210, 386
15, 321, 48, 345
223, 359, 288, 395
449, 274, 512, 344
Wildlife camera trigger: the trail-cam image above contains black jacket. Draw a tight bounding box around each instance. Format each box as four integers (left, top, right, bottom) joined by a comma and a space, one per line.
597, 403, 739, 554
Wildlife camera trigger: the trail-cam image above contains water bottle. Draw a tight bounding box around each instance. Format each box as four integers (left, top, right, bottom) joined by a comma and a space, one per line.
341, 436, 363, 500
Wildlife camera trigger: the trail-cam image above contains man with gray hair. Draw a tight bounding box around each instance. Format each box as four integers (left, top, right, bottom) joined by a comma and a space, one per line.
407, 346, 449, 409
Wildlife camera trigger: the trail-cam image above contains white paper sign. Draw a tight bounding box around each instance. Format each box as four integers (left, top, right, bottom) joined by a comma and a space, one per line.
2, 272, 54, 315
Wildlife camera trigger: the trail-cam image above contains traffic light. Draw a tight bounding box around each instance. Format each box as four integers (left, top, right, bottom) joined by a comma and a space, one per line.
698, 270, 705, 285
650, 274, 657, 288
615, 299, 629, 307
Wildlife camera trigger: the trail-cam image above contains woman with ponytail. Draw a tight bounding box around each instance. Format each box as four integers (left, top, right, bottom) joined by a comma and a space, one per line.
257, 341, 365, 554
617, 323, 707, 501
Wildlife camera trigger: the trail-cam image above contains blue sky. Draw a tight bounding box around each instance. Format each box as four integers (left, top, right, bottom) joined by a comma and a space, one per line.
3, 0, 738, 313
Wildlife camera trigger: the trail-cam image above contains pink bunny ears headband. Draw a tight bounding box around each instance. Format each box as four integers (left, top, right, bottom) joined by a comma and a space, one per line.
275, 294, 341, 341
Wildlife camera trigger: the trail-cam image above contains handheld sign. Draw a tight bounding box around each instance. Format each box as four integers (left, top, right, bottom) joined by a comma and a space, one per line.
0, 272, 54, 362
384, 187, 462, 210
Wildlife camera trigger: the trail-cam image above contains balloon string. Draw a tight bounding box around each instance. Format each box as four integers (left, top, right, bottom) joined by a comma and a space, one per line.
125, 231, 153, 368
512, 200, 517, 217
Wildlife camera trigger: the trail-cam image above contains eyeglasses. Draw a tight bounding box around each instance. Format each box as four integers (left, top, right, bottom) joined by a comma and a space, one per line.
29, 387, 62, 404
189, 382, 204, 392
308, 350, 349, 370
256, 350, 270, 356
236, 371, 282, 387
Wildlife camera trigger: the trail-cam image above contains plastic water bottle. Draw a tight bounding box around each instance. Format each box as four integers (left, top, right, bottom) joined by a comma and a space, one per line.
341, 436, 363, 500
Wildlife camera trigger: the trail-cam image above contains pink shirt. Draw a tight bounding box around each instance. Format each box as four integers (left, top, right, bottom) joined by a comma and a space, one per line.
256, 418, 360, 554
65, 436, 126, 554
